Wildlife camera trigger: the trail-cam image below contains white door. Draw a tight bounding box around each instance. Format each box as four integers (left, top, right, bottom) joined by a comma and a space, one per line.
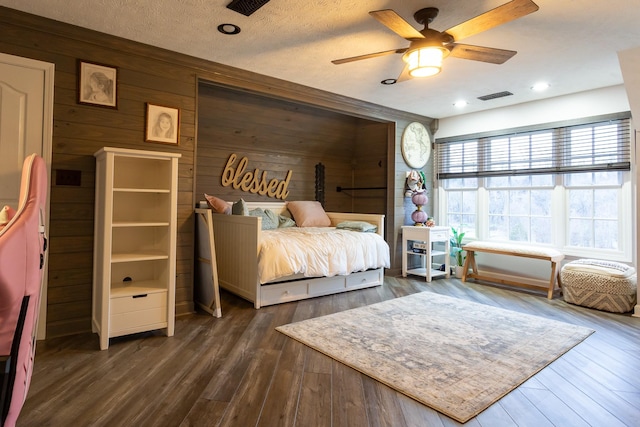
0, 52, 54, 339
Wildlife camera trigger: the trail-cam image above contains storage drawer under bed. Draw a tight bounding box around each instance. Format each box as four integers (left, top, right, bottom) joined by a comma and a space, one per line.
260, 269, 383, 306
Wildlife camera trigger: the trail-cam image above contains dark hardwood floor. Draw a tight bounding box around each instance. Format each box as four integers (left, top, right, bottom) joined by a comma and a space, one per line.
18, 276, 640, 426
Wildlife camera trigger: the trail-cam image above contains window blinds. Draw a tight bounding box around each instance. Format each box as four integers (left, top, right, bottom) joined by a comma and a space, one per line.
436, 114, 631, 180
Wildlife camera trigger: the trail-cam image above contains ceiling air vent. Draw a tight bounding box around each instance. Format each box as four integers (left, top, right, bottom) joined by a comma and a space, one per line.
477, 91, 513, 101
227, 0, 270, 16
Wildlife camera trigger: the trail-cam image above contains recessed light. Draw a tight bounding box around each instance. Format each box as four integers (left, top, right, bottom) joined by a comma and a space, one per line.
217, 23, 241, 35
380, 79, 397, 85
531, 82, 550, 91
454, 100, 468, 108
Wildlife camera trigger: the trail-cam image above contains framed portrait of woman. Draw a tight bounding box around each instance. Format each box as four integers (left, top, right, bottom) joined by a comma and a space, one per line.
145, 103, 180, 145
78, 60, 118, 108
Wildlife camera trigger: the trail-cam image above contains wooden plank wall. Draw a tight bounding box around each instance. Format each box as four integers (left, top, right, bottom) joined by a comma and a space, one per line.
352, 121, 389, 215
196, 83, 387, 215
0, 8, 197, 338
0, 6, 434, 338
392, 119, 436, 266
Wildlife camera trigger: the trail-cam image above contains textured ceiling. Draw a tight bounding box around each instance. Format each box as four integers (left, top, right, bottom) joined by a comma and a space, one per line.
2, 0, 640, 119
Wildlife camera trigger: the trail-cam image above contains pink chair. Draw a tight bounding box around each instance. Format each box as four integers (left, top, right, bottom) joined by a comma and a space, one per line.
0, 154, 48, 427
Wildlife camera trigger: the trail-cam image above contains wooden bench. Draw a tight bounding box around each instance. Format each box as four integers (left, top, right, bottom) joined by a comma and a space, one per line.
461, 241, 565, 299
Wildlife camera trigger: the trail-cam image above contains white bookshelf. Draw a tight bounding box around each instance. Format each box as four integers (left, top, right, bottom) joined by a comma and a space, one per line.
92, 147, 181, 350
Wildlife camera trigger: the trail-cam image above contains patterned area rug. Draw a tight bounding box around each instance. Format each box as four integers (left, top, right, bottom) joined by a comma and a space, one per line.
276, 292, 594, 423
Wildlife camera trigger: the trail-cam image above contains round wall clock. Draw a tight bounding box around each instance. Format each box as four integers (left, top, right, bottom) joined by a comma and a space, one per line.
401, 122, 431, 169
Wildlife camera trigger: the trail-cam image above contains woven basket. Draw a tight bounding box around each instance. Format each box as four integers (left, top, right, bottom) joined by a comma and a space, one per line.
561, 260, 637, 313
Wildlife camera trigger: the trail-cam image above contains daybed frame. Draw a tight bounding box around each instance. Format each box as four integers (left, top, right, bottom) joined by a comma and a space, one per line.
196, 202, 386, 309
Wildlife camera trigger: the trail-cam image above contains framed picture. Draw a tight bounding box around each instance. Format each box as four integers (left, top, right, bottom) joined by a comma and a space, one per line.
145, 103, 180, 145
77, 60, 118, 108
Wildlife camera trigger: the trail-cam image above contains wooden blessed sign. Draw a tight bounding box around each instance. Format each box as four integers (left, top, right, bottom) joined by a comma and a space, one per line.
221, 153, 292, 200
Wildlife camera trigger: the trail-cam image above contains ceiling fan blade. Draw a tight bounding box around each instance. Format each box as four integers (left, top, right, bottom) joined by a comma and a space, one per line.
369, 9, 424, 40
332, 48, 407, 65
396, 63, 413, 83
444, 0, 539, 42
448, 44, 517, 64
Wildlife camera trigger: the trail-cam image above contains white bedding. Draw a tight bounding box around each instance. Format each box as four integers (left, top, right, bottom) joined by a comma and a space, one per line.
258, 227, 390, 284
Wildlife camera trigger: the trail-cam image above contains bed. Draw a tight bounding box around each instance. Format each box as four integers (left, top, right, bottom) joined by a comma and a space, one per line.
195, 200, 389, 309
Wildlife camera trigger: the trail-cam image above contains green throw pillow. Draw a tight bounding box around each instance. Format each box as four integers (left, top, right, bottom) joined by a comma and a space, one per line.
336, 221, 377, 233
278, 214, 296, 228
232, 198, 248, 216
249, 208, 279, 230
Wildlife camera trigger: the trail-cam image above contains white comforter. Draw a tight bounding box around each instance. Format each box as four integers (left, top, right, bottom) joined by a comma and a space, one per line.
258, 227, 390, 284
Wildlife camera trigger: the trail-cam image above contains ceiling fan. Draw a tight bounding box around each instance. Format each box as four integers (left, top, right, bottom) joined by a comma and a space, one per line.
332, 0, 539, 81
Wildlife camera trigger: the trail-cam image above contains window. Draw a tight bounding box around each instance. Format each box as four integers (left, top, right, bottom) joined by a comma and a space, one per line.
435, 113, 631, 260
566, 171, 621, 250
487, 181, 553, 244
444, 178, 477, 239
483, 133, 555, 244
441, 140, 479, 238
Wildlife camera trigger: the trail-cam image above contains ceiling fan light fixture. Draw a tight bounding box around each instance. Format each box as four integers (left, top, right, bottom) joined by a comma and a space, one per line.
406, 46, 448, 77
332, 2, 539, 82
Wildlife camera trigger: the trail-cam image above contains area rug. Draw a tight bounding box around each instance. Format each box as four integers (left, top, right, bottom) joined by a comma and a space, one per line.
276, 292, 594, 423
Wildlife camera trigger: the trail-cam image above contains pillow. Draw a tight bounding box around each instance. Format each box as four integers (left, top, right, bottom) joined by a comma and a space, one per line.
336, 221, 378, 233
278, 208, 293, 220
204, 193, 231, 215
232, 198, 248, 216
249, 208, 279, 230
278, 214, 296, 228
286, 201, 331, 227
